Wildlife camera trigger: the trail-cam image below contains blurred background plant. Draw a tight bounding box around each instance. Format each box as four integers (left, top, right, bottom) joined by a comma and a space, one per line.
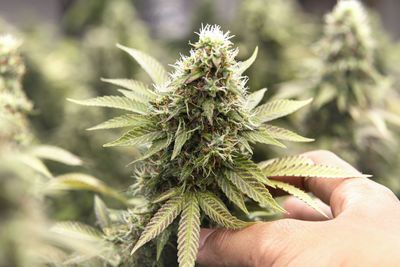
276, 0, 400, 194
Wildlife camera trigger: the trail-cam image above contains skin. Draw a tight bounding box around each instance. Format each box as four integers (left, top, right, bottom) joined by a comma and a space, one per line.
196, 150, 400, 267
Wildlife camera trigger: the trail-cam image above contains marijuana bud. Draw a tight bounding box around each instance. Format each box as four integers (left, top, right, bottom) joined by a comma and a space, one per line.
315, 0, 385, 112
72, 25, 365, 267
0, 34, 33, 145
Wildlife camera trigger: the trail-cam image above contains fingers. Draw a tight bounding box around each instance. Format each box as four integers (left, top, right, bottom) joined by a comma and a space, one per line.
197, 223, 276, 267
268, 150, 364, 216
283, 196, 333, 221
197, 220, 310, 267
302, 150, 362, 205
197, 223, 274, 267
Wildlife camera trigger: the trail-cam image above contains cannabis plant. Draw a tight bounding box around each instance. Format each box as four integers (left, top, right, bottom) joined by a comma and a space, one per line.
72, 25, 365, 267
0, 33, 127, 266
278, 1, 400, 189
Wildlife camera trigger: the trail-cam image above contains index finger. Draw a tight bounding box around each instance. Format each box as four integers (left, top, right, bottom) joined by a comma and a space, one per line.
267, 150, 363, 214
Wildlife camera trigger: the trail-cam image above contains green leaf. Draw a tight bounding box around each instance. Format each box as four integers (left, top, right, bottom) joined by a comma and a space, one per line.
246, 88, 267, 110
94, 195, 111, 229
261, 157, 370, 178
101, 78, 154, 98
197, 191, 249, 229
68, 96, 149, 114
128, 138, 169, 165
268, 180, 328, 218
87, 114, 152, 131
104, 130, 164, 147
225, 169, 285, 213
117, 89, 152, 104
156, 229, 171, 261
48, 173, 127, 203
17, 154, 52, 178
117, 44, 169, 86
29, 145, 82, 166
171, 121, 190, 160
202, 100, 214, 125
253, 98, 312, 123
236, 46, 258, 75
238, 136, 252, 154
233, 156, 276, 188
51, 222, 103, 242
241, 128, 286, 148
184, 69, 206, 84
257, 155, 313, 171
216, 175, 248, 214
262, 125, 314, 142
152, 187, 182, 204
177, 193, 200, 267
131, 195, 184, 255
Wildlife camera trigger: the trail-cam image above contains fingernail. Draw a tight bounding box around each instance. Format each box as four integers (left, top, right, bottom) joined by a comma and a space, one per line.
199, 228, 216, 250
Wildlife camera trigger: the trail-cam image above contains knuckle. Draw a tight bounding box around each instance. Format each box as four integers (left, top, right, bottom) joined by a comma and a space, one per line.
309, 150, 338, 160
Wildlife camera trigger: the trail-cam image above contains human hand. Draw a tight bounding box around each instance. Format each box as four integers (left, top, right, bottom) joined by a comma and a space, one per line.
196, 150, 400, 267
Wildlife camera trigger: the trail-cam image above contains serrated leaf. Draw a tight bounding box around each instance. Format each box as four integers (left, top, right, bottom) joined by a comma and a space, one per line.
262, 124, 314, 142
48, 173, 127, 203
241, 128, 286, 148
233, 156, 276, 188
94, 195, 111, 229
117, 44, 168, 86
17, 154, 52, 178
262, 160, 369, 178
238, 136, 252, 154
51, 222, 103, 242
216, 175, 248, 214
68, 96, 149, 114
171, 121, 190, 160
202, 100, 214, 126
197, 191, 249, 229
268, 180, 328, 218
225, 169, 285, 213
87, 114, 152, 131
257, 155, 313, 171
104, 130, 164, 147
128, 138, 169, 165
29, 145, 82, 166
156, 229, 171, 261
131, 195, 184, 255
177, 193, 200, 267
253, 98, 312, 123
236, 46, 258, 75
152, 187, 182, 204
246, 88, 267, 110
117, 89, 152, 104
101, 78, 154, 99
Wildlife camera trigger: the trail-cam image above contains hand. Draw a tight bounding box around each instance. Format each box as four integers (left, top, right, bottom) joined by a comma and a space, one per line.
196, 150, 400, 267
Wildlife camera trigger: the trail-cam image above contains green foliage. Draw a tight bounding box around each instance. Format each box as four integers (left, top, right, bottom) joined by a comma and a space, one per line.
75, 25, 366, 267
278, 0, 400, 191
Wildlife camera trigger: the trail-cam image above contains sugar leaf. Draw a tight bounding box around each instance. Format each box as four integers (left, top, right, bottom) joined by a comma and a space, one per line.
236, 46, 258, 75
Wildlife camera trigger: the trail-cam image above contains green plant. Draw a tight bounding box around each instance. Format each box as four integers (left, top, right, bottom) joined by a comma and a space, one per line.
0, 33, 128, 266
72, 25, 366, 267
277, 0, 400, 188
